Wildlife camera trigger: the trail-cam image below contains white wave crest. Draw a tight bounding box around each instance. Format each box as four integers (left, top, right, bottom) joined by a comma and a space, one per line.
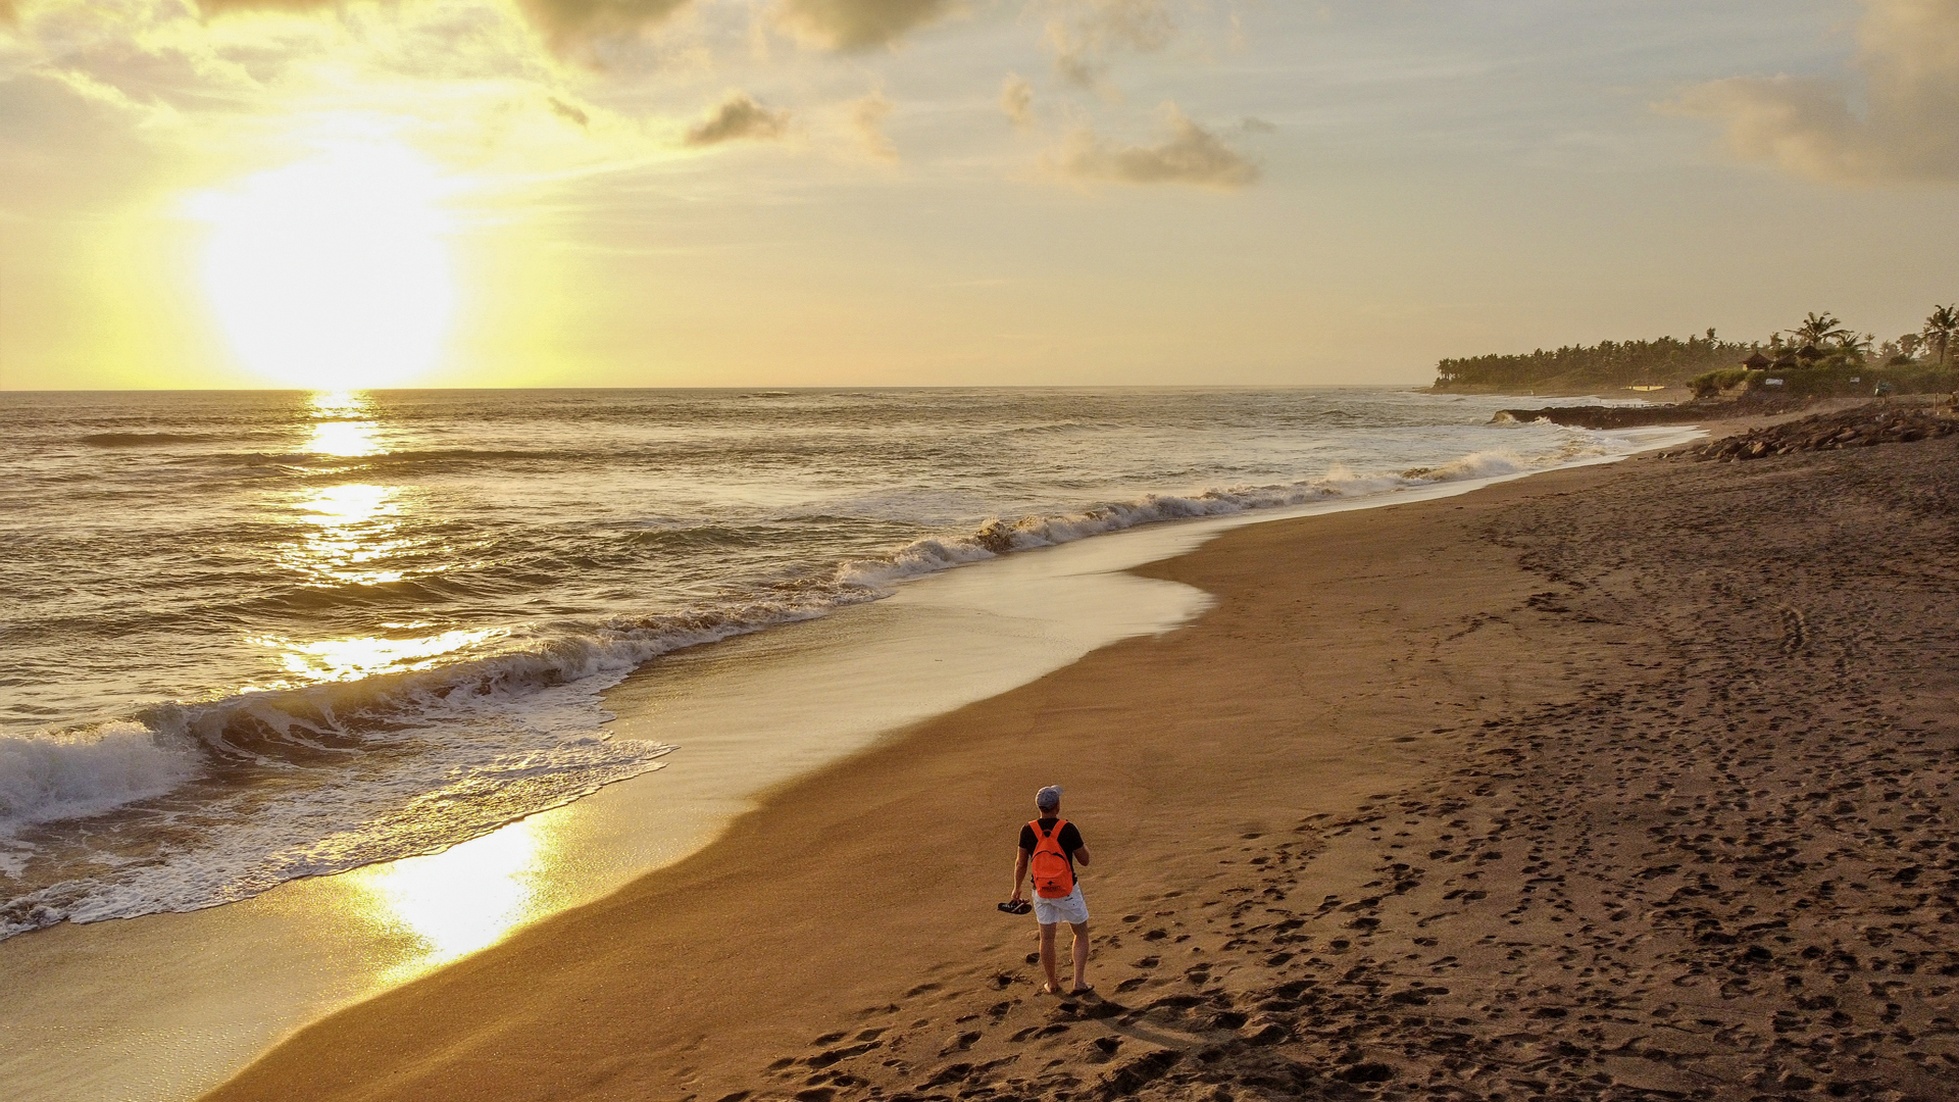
0, 722, 203, 835
1399, 450, 1530, 482
0, 426, 1643, 937
836, 441, 1609, 590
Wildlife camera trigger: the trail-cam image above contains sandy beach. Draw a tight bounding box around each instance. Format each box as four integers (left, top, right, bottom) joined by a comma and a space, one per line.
201, 421, 1959, 1102
11, 2, 1955, 1097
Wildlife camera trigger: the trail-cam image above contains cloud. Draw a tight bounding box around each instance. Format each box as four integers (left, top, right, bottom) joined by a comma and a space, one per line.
1045, 0, 1175, 87
850, 89, 896, 160
548, 96, 590, 129
773, 0, 957, 51
513, 0, 694, 51
1001, 73, 1034, 128
196, 0, 694, 54
1672, 0, 1959, 184
1054, 104, 1257, 189
195, 0, 337, 13
683, 91, 788, 146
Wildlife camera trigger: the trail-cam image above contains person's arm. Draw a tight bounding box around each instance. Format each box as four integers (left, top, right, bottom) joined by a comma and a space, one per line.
1011, 847, 1030, 901
1064, 823, 1091, 868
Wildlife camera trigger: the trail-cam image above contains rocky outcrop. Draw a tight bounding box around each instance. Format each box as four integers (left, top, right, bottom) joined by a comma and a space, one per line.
1690, 401, 1959, 461
1495, 396, 1804, 430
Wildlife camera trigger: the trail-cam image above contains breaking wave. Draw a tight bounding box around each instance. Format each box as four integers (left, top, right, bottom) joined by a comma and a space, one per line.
0, 722, 203, 830
835, 444, 1586, 588
1, 393, 1649, 941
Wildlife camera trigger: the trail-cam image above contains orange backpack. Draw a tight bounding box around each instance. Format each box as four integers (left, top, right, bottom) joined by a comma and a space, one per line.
1028, 818, 1076, 899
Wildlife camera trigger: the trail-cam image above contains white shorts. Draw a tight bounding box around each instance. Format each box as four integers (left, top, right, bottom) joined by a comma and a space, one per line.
1032, 884, 1089, 926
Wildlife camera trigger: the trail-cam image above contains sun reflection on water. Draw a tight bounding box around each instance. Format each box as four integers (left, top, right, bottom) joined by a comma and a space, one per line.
306, 391, 381, 458
270, 389, 546, 980
309, 390, 365, 414
282, 391, 409, 585
265, 388, 465, 685
289, 482, 406, 585
261, 627, 497, 683
309, 419, 381, 458
351, 817, 545, 981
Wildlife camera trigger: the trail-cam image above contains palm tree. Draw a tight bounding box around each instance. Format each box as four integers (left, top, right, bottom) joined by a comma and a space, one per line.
1789, 311, 1851, 348
1924, 304, 1959, 366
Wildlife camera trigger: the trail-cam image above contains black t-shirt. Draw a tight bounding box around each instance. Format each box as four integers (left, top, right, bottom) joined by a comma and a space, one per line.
1019, 818, 1084, 874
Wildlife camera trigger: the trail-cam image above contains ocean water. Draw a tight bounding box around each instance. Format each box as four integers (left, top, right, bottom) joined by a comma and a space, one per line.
0, 387, 1647, 939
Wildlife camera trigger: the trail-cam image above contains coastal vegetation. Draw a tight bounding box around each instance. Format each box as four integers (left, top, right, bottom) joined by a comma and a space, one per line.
1432, 306, 1959, 398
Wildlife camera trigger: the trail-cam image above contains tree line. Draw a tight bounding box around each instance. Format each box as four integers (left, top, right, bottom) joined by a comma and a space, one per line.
1432, 306, 1958, 392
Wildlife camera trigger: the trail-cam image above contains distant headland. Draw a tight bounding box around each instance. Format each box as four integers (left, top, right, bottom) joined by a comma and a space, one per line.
1431, 306, 1958, 399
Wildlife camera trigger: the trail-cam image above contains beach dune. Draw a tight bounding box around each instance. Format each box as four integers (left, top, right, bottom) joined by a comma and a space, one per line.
205, 434, 1959, 1102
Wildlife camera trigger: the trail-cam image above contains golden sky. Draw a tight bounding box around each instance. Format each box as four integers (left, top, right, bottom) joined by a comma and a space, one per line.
1, 0, 1956, 389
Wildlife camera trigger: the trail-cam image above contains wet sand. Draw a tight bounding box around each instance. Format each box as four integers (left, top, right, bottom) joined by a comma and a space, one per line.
0, 498, 1213, 1102
203, 432, 1959, 1102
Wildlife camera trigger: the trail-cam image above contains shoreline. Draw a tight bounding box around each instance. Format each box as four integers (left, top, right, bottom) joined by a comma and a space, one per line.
0, 409, 1833, 1096
203, 422, 1959, 1100
1, 430, 1680, 1102
204, 459, 1617, 1101
0, 506, 1213, 1102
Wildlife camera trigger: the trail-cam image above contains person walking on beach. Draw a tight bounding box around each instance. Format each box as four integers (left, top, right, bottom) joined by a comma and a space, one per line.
1010, 785, 1093, 996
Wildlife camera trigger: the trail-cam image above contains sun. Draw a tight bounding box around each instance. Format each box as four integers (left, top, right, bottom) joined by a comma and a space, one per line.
193, 142, 459, 390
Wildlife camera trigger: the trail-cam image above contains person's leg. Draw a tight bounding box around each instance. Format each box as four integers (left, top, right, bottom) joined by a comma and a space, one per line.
1068, 921, 1090, 991
1038, 922, 1061, 993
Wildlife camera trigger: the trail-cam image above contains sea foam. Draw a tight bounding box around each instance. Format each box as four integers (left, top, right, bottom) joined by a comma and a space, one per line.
0, 722, 203, 833
835, 441, 1595, 589
0, 388, 1662, 939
